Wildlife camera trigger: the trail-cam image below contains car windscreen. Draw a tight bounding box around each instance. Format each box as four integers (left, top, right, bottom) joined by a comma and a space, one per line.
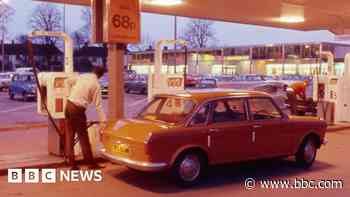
18, 75, 35, 82
139, 97, 195, 124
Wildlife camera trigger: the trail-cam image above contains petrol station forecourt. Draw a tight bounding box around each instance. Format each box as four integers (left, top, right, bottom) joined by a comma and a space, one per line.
1, 0, 350, 196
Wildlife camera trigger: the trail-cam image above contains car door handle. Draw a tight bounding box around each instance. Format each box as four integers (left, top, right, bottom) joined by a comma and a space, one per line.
208, 128, 220, 133
252, 131, 256, 143
253, 125, 262, 129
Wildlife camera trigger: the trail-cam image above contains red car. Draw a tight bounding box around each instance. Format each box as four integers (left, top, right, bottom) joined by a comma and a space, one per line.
101, 89, 327, 186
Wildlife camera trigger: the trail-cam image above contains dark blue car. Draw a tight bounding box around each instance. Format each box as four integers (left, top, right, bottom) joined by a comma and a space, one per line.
8, 73, 37, 101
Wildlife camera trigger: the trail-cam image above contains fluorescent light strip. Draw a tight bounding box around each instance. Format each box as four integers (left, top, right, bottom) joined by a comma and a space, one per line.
145, 0, 183, 6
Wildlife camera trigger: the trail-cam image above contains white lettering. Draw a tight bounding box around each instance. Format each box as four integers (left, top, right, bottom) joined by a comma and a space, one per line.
25, 169, 39, 183
80, 170, 94, 182
8, 169, 22, 183
70, 170, 80, 182
60, 170, 70, 182
42, 169, 56, 183
94, 170, 103, 182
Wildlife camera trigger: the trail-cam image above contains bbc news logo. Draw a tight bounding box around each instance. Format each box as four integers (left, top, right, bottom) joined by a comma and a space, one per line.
8, 169, 103, 183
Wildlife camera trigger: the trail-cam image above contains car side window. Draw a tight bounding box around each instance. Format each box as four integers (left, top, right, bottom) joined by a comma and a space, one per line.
212, 99, 246, 123
141, 98, 163, 116
190, 103, 210, 126
249, 98, 282, 120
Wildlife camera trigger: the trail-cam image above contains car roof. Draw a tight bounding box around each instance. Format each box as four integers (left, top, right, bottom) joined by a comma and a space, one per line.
15, 72, 34, 76
157, 88, 271, 103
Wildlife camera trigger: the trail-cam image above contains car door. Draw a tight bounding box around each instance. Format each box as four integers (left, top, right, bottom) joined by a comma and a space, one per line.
17, 75, 25, 94
205, 98, 254, 164
248, 97, 293, 158
11, 75, 19, 95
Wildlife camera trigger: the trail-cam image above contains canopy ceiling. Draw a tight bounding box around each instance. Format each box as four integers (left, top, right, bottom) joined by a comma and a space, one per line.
36, 0, 350, 34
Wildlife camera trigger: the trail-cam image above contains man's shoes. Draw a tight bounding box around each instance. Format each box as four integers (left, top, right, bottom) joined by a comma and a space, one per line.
88, 163, 106, 170
70, 165, 80, 171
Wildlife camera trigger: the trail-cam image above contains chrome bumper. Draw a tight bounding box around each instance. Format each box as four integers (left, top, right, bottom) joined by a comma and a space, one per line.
100, 149, 168, 172
322, 138, 328, 145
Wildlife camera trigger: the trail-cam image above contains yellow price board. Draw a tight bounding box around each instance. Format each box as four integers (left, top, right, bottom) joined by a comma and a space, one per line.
103, 0, 141, 44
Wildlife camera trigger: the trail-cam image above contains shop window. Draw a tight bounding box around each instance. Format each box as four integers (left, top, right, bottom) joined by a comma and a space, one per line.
284, 64, 297, 75
266, 64, 283, 75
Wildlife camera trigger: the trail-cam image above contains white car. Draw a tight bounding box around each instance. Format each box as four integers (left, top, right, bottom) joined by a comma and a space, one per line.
15, 67, 34, 73
0, 72, 14, 91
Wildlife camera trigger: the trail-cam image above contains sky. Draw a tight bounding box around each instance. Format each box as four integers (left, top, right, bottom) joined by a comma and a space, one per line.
5, 0, 340, 47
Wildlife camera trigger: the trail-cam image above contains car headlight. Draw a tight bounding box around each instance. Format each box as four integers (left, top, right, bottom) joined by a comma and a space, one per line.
28, 87, 36, 93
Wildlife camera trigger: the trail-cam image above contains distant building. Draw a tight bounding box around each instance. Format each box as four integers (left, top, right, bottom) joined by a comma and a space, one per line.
126, 41, 350, 76
0, 41, 63, 71
74, 44, 108, 72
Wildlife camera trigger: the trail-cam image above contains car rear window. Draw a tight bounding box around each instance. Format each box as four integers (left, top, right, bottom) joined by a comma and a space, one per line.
140, 97, 195, 124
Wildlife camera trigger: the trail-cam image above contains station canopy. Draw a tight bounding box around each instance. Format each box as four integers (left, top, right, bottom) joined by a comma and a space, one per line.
37, 0, 350, 34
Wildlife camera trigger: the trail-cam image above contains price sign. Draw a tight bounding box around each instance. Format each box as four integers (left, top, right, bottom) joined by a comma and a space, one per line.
103, 0, 141, 44
167, 77, 184, 88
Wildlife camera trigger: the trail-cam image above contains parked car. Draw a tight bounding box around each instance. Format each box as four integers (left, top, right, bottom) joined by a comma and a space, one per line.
124, 69, 137, 81
15, 67, 34, 74
8, 73, 37, 101
286, 88, 317, 116
100, 89, 327, 186
185, 75, 199, 87
193, 78, 217, 89
243, 74, 266, 81
0, 72, 14, 91
252, 81, 288, 110
124, 75, 148, 94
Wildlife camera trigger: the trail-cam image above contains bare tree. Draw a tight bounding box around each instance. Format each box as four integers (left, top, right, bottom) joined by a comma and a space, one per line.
0, 3, 14, 72
80, 7, 91, 43
30, 3, 62, 45
128, 33, 155, 52
15, 34, 29, 44
181, 19, 216, 48
71, 31, 86, 49
29, 3, 63, 70
0, 2, 14, 31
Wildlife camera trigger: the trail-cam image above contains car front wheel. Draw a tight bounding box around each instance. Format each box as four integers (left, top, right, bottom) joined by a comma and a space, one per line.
296, 137, 317, 168
172, 152, 206, 187
22, 92, 29, 102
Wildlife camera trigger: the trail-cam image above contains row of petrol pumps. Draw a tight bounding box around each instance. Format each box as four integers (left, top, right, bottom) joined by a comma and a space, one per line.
28, 30, 350, 157
313, 52, 350, 123
28, 31, 189, 156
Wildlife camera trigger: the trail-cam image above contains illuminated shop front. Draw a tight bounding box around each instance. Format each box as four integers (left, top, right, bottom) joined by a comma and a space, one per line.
127, 42, 350, 76
265, 63, 329, 75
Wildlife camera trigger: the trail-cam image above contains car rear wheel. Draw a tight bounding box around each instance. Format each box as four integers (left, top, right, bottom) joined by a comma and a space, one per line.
140, 88, 146, 95
9, 90, 14, 100
295, 137, 317, 168
172, 151, 206, 187
297, 111, 306, 116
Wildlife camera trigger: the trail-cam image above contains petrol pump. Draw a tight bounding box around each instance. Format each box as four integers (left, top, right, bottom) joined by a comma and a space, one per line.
148, 39, 188, 101
28, 31, 78, 156
334, 53, 350, 122
312, 51, 338, 123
